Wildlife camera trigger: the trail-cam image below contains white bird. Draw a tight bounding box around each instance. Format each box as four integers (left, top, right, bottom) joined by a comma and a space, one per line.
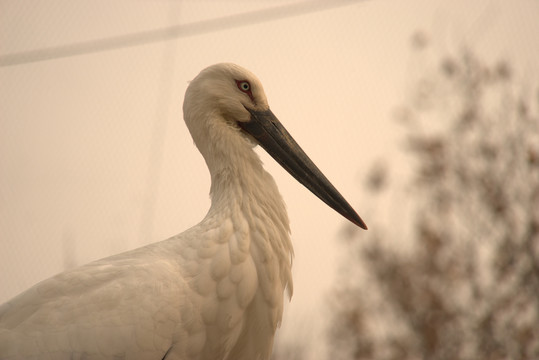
0, 63, 366, 360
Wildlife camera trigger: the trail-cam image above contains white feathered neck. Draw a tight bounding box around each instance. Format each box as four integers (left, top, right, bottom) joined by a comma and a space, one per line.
183, 63, 294, 300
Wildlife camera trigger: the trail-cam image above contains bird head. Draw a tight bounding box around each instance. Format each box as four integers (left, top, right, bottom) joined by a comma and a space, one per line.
183, 63, 268, 140
183, 63, 367, 229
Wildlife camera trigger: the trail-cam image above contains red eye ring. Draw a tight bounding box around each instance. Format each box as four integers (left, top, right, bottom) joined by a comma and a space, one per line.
235, 80, 255, 102
236, 80, 250, 92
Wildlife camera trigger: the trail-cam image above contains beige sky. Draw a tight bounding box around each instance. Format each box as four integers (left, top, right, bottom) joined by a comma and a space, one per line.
1, 0, 538, 357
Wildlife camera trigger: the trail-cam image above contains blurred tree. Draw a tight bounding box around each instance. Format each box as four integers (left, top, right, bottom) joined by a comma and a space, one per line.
330, 34, 539, 360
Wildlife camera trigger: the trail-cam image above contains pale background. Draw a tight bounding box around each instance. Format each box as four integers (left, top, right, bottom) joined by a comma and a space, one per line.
1, 0, 538, 358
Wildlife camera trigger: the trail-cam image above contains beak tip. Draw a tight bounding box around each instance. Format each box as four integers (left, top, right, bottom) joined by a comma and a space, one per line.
352, 215, 368, 230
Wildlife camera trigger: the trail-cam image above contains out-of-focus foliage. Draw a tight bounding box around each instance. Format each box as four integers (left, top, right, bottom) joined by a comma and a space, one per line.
330, 33, 539, 360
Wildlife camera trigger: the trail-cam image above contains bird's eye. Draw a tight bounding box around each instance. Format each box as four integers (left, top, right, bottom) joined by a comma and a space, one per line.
237, 81, 250, 93
235, 80, 255, 102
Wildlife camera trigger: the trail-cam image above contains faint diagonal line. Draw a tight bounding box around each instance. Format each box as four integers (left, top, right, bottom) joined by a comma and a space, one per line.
0, 0, 362, 67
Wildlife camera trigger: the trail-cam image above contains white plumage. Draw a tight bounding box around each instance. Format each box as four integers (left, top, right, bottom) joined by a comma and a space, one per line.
0, 63, 365, 360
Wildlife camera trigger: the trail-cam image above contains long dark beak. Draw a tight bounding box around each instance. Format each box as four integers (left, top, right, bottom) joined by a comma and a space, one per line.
238, 108, 367, 230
